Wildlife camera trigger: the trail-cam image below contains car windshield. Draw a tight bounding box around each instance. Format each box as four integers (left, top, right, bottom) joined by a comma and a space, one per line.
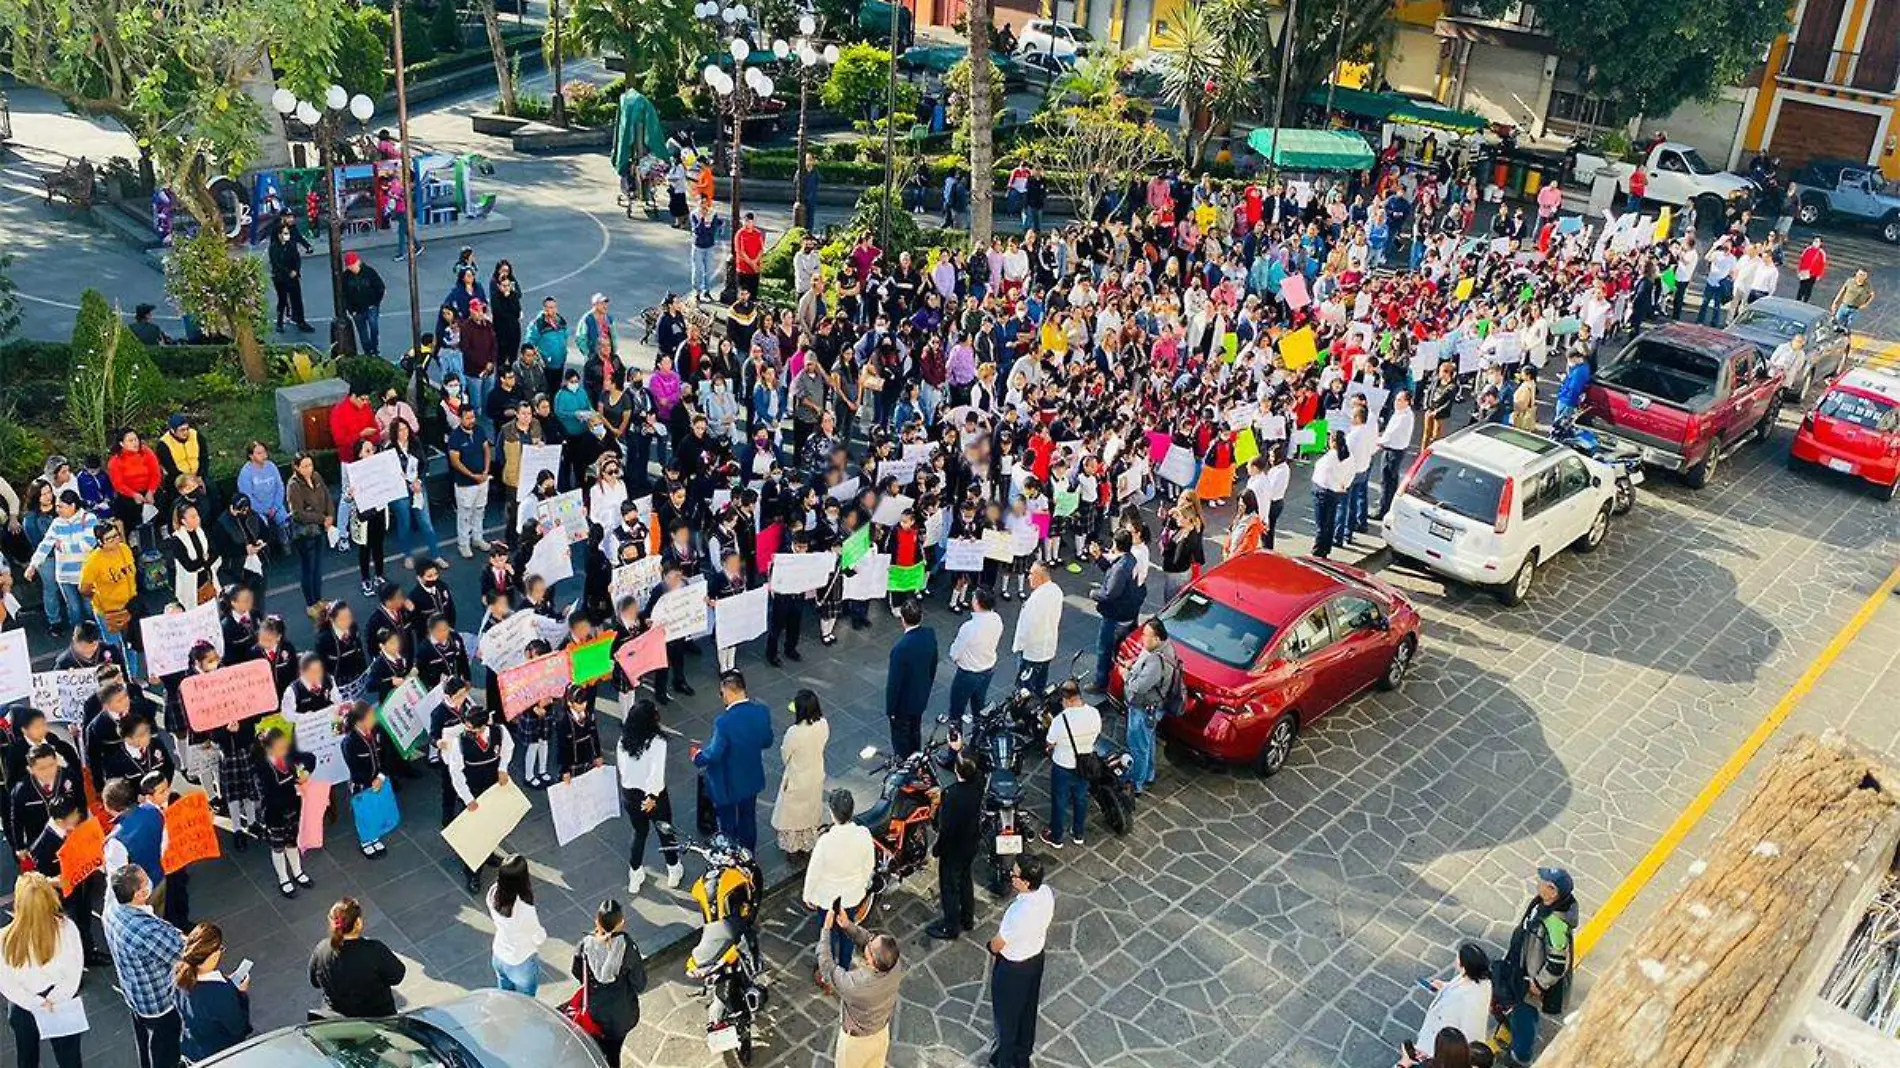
1596, 339, 1721, 407
1157, 590, 1277, 669
257, 1019, 450, 1068
1069, 26, 1096, 41
1679, 147, 1716, 174
1730, 308, 1806, 340
1404, 454, 1504, 523
1817, 389, 1896, 430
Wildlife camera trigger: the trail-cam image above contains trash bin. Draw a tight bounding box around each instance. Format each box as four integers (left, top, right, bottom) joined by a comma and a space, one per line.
1524, 166, 1544, 196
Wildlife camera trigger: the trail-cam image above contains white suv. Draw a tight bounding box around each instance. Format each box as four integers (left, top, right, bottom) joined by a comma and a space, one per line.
1016, 19, 1094, 62
1381, 423, 1619, 605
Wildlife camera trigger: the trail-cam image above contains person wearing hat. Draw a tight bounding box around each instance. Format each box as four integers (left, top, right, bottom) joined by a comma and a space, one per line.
153, 413, 209, 521
1496, 866, 1579, 1063
580, 293, 615, 363
340, 250, 387, 357
462, 297, 499, 422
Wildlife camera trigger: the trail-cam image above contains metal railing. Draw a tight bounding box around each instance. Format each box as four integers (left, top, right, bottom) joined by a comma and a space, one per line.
1447, 0, 1548, 31
1778, 43, 1900, 94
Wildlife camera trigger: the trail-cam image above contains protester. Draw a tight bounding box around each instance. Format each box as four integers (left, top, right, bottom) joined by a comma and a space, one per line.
571, 899, 646, 1063
0, 872, 87, 1068
818, 908, 904, 1068
173, 923, 251, 1062
773, 689, 830, 860
308, 898, 406, 1018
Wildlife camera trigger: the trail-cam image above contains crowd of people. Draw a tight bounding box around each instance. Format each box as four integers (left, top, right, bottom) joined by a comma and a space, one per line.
5, 137, 1876, 1068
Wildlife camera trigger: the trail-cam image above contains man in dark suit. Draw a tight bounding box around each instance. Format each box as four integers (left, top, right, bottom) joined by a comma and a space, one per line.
884, 600, 938, 758
927, 753, 985, 940
692, 670, 775, 850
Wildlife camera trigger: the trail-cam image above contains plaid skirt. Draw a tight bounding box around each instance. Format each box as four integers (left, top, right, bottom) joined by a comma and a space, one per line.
217, 747, 259, 803
256, 811, 298, 848
817, 579, 844, 621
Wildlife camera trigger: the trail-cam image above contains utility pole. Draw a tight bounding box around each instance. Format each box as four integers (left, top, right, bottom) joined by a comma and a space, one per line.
880, 0, 900, 250
1268, 0, 1299, 166
393, 0, 424, 401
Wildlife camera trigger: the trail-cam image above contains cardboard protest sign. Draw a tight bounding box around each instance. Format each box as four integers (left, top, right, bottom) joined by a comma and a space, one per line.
610, 557, 663, 609
32, 669, 99, 725
870, 494, 913, 528
945, 538, 985, 572
498, 651, 573, 720
181, 659, 278, 732
888, 561, 927, 593
1234, 429, 1260, 466
140, 600, 225, 678
840, 526, 873, 569
1053, 487, 1081, 517
614, 627, 670, 681
714, 587, 769, 649
567, 634, 618, 685
526, 525, 575, 585
844, 554, 891, 600
769, 552, 837, 595
1279, 274, 1310, 309
549, 765, 620, 846
0, 631, 34, 704
650, 579, 710, 639
1279, 328, 1319, 371
377, 678, 438, 760
441, 780, 531, 870
343, 449, 407, 512
298, 778, 330, 852
1157, 447, 1197, 487
58, 819, 106, 895
536, 491, 589, 542
161, 791, 221, 874
515, 444, 563, 506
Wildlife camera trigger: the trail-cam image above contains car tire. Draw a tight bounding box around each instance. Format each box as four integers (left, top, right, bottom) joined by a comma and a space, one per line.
1881, 475, 1900, 502
1796, 198, 1823, 226
1497, 550, 1538, 606
1685, 446, 1718, 489
1254, 714, 1298, 778
1883, 215, 1900, 244
1377, 636, 1417, 692
1575, 504, 1612, 553
1754, 399, 1782, 445
1611, 476, 1636, 515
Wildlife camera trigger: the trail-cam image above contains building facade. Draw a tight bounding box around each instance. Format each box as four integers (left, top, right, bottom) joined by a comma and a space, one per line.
1742, 0, 1900, 176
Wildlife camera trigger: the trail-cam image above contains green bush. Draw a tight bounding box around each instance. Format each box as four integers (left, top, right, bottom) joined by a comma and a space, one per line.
0, 411, 49, 485
334, 356, 405, 398
65, 290, 166, 457
760, 226, 809, 284
430, 0, 463, 53
338, 6, 393, 100
822, 43, 919, 119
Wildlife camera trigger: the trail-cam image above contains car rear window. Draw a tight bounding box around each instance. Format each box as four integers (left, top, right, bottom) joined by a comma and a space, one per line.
1818, 389, 1897, 430
1730, 308, 1806, 340
1157, 590, 1277, 669
1597, 338, 1721, 407
1405, 454, 1503, 523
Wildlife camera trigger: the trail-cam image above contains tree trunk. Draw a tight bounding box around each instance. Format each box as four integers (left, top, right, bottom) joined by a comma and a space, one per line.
481, 0, 517, 115
1541, 733, 1900, 1068
177, 171, 269, 385
967, 0, 996, 244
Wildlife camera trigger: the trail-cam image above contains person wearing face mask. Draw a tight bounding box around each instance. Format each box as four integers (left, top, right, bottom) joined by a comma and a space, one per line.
268, 217, 315, 334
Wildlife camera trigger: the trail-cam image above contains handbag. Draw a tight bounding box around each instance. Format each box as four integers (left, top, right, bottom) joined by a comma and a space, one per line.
1059, 707, 1106, 782
560, 955, 604, 1037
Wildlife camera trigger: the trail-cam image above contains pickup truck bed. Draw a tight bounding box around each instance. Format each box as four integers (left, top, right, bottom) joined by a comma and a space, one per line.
1581, 324, 1783, 488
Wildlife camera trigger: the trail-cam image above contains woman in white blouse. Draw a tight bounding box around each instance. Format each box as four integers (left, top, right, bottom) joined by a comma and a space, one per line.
1413, 943, 1493, 1056
487, 854, 548, 996
616, 698, 683, 894
0, 873, 87, 1068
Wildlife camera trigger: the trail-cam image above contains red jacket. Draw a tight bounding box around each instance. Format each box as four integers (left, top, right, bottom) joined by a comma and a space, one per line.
107, 447, 164, 497
329, 398, 379, 451
1798, 245, 1828, 280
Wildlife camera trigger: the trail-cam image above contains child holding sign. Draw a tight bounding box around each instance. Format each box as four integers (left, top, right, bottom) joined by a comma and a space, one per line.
343, 704, 397, 858
253, 727, 316, 897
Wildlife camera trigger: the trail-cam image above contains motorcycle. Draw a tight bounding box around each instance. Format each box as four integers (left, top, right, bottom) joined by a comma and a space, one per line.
944, 686, 1048, 894
681, 834, 769, 1066
854, 729, 944, 894
1551, 413, 1643, 515
1031, 652, 1140, 841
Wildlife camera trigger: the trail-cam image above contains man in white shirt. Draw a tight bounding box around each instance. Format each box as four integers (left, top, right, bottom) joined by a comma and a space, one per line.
1040, 682, 1101, 848
1377, 391, 1417, 521
792, 234, 823, 295
947, 587, 1005, 720
803, 790, 877, 973
1671, 240, 1700, 320
1343, 400, 1380, 539
1697, 243, 1737, 327
1011, 563, 1063, 694
988, 853, 1054, 1068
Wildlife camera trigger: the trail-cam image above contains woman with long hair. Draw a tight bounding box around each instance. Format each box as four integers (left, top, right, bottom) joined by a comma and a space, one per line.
308, 897, 406, 1018
1157, 493, 1206, 602
772, 689, 829, 860
616, 699, 683, 894
345, 439, 389, 598
0, 872, 85, 1068
385, 418, 438, 558
1224, 490, 1264, 559
571, 899, 646, 1064
285, 451, 334, 616
487, 854, 547, 995
1416, 943, 1492, 1059
174, 922, 252, 1061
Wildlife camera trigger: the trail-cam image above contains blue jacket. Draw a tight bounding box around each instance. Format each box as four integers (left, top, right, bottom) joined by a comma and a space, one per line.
1093, 553, 1143, 623
1557, 361, 1592, 407
693, 699, 773, 805
109, 803, 164, 884
885, 626, 939, 721
179, 978, 252, 1061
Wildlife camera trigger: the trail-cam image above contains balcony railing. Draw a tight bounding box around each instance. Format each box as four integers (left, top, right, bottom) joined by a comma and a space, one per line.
1446, 0, 1548, 32
1779, 43, 1900, 95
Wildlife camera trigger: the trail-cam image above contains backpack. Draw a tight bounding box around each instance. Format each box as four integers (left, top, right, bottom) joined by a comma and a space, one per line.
1161, 652, 1186, 718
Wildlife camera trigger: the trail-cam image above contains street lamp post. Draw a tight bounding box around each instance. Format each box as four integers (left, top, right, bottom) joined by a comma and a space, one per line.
776, 16, 839, 233
273, 82, 376, 354
695, 2, 774, 304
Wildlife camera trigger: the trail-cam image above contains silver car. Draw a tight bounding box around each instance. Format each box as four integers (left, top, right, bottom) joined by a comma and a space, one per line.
195, 990, 609, 1068
1726, 296, 1852, 403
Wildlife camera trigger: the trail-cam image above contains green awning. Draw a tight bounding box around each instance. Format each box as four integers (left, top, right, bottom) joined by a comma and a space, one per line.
1299, 85, 1395, 123
1246, 128, 1375, 171
1385, 97, 1488, 133
897, 44, 1018, 76
1300, 86, 1488, 133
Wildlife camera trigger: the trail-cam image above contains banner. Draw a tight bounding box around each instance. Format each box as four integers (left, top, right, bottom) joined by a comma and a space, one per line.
945, 539, 985, 572
548, 764, 620, 846
610, 557, 663, 609
161, 791, 221, 874
844, 553, 891, 600
298, 778, 330, 852
614, 627, 670, 680
0, 631, 32, 704
568, 634, 618, 685
377, 678, 438, 760
888, 560, 926, 593
650, 579, 709, 639
351, 783, 402, 845
441, 780, 532, 870
140, 600, 225, 678
769, 552, 836, 595
181, 659, 278, 733
343, 449, 407, 512
58, 819, 105, 896
32, 668, 99, 725
478, 609, 540, 673
498, 651, 572, 720
840, 526, 873, 569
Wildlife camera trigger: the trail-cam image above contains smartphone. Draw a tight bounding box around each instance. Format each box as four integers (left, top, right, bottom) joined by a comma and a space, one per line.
230, 958, 254, 987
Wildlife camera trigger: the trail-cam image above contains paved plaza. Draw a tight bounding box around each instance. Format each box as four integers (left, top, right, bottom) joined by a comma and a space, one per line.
2, 78, 1899, 1068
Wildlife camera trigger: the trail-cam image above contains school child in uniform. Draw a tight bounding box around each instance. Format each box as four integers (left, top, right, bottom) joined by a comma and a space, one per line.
550, 685, 605, 784
342, 702, 395, 858
253, 726, 316, 897
445, 703, 515, 893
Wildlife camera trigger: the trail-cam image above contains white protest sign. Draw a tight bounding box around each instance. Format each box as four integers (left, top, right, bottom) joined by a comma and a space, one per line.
549, 764, 620, 846
526, 524, 575, 585
1411, 339, 1444, 377
981, 529, 1015, 562
288, 704, 350, 785
478, 610, 540, 673
923, 509, 947, 546
1345, 382, 1390, 415
535, 490, 588, 541
650, 579, 710, 640
376, 677, 439, 758
945, 538, 985, 572
878, 458, 919, 485
871, 494, 914, 527
343, 449, 408, 512
611, 557, 664, 609
844, 553, 890, 600
1157, 447, 1197, 487
32, 669, 100, 725
1456, 337, 1487, 375
714, 587, 769, 648
826, 477, 861, 502
770, 552, 837, 595
141, 600, 225, 678
902, 442, 937, 463
1494, 334, 1522, 364
515, 444, 563, 505
1008, 521, 1040, 555
0, 631, 31, 705
533, 615, 571, 646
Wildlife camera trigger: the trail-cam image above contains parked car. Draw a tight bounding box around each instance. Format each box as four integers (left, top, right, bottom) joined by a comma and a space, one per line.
1581, 323, 1783, 489
1725, 296, 1852, 402
1108, 552, 1421, 777
1570, 140, 1757, 213
1382, 423, 1621, 605
1790, 159, 1900, 244
1015, 18, 1094, 62
196, 991, 609, 1068
1789, 367, 1900, 500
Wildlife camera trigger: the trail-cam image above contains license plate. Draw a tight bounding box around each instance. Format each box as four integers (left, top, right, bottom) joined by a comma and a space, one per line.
707, 1025, 743, 1054
995, 833, 1023, 855
1427, 520, 1455, 540
1627, 469, 1644, 484
1826, 458, 1856, 474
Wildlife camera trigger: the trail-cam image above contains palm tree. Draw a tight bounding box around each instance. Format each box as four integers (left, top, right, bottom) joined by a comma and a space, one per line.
1155, 3, 1224, 167
562, 0, 705, 92
968, 0, 996, 242
477, 0, 518, 115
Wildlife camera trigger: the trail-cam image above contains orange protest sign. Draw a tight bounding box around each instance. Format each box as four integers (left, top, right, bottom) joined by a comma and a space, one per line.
161, 791, 222, 874
181, 659, 278, 732
1196, 464, 1235, 501
498, 650, 572, 721
58, 818, 106, 896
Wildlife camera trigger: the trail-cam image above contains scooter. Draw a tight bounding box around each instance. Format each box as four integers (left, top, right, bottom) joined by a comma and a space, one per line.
681, 834, 769, 1066
1551, 413, 1643, 515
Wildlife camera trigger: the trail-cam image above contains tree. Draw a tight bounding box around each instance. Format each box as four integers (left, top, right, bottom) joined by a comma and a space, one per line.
336, 6, 392, 100
562, 0, 706, 96
1155, 3, 1227, 167
0, 254, 21, 347
65, 290, 165, 457
1466, 0, 1782, 121
966, 0, 995, 243
1, 0, 348, 384
1035, 98, 1172, 219
430, 0, 463, 53
477, 0, 518, 115
822, 42, 895, 120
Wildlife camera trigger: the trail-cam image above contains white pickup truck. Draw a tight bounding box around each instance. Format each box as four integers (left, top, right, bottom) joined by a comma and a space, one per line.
1571, 140, 1756, 213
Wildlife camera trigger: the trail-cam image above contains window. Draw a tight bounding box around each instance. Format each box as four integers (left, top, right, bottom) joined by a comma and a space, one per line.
1156, 591, 1279, 669
1329, 595, 1385, 634
1517, 469, 1557, 520
1406, 455, 1505, 523
1554, 455, 1591, 498
1277, 608, 1335, 661
1817, 389, 1898, 431
1658, 151, 1689, 173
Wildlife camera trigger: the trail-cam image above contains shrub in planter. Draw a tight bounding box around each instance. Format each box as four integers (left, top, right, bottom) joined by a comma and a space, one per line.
335, 356, 405, 399
0, 411, 49, 485
760, 227, 809, 283
65, 290, 166, 457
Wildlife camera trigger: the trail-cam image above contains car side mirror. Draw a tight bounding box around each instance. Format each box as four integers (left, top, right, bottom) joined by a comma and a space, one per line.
1592, 475, 1603, 488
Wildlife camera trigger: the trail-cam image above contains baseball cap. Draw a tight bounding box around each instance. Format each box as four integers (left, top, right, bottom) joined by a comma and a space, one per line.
344, 251, 361, 268
1536, 866, 1574, 897
590, 292, 608, 304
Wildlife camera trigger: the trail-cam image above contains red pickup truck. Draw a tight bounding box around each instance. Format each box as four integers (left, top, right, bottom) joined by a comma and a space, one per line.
1581, 324, 1784, 488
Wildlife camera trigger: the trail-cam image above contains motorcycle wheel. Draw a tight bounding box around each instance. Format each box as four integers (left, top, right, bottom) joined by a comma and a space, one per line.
724, 1031, 754, 1068
1093, 780, 1132, 837
1612, 476, 1635, 516
986, 855, 1009, 896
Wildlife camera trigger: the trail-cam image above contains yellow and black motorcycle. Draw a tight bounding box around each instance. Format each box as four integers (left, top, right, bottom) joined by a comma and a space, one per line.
682, 834, 769, 1066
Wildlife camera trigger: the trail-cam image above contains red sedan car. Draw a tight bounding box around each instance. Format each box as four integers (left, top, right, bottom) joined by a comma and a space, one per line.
1789, 367, 1900, 500
1111, 552, 1421, 776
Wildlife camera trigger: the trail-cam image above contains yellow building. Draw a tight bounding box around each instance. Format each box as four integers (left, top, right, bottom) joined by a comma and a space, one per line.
1743, 0, 1900, 177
